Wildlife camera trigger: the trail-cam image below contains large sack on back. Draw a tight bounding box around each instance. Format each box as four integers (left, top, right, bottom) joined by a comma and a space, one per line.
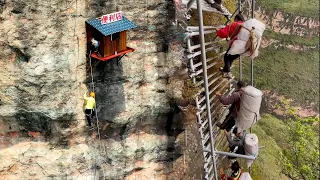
239, 172, 253, 180
228, 19, 265, 58
236, 86, 263, 132
244, 133, 259, 168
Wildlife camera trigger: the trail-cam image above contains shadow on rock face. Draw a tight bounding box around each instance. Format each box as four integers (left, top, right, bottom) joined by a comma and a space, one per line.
14, 110, 74, 133
86, 57, 126, 123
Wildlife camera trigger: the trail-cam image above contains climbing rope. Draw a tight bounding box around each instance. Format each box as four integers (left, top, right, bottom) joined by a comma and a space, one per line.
89, 50, 95, 93
88, 50, 107, 179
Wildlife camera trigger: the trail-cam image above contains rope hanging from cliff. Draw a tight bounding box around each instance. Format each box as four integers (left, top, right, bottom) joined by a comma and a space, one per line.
88, 51, 103, 152
88, 50, 107, 179
89, 50, 95, 92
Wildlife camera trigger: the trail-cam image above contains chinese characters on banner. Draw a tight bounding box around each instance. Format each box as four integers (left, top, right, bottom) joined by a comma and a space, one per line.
101, 12, 123, 24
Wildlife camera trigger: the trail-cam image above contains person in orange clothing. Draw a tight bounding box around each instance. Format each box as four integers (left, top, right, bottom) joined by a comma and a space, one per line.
216, 14, 245, 79
220, 161, 242, 180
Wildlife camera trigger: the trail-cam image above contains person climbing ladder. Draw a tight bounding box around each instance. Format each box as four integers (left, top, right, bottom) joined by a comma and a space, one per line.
84, 91, 96, 127
216, 14, 245, 79
220, 160, 242, 180
206, 0, 232, 20
216, 81, 246, 131
225, 128, 247, 157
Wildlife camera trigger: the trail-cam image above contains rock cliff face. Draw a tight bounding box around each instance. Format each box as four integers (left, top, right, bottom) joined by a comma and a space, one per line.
245, 6, 319, 37
0, 0, 203, 179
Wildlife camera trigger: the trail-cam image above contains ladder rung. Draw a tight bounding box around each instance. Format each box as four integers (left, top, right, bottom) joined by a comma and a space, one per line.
202, 78, 223, 101
216, 135, 229, 150
186, 30, 215, 38
214, 106, 227, 120
209, 87, 235, 111
187, 46, 219, 59
204, 149, 213, 161
204, 86, 233, 118
205, 142, 210, 151
200, 119, 208, 129
189, 39, 225, 52
195, 50, 225, 74
200, 97, 222, 120
209, 82, 232, 103
194, 56, 213, 68
208, 78, 226, 95
197, 75, 220, 105
199, 109, 208, 121
194, 74, 214, 87
211, 101, 227, 115
198, 103, 206, 113
209, 174, 214, 180
193, 61, 202, 69
218, 104, 232, 118
204, 156, 212, 169
195, 60, 219, 76
186, 25, 225, 32
197, 96, 205, 106
203, 148, 211, 153
189, 42, 215, 52
196, 73, 221, 98
202, 133, 210, 144
213, 129, 222, 140
215, 155, 219, 163
215, 136, 225, 149
190, 51, 226, 78
209, 99, 220, 114
205, 164, 214, 179
201, 121, 209, 133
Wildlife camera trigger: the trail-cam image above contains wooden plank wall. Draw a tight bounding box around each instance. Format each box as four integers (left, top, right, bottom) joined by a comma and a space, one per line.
119, 31, 127, 51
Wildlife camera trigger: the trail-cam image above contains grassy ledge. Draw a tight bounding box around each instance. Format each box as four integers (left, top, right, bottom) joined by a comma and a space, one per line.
263, 30, 320, 47
257, 0, 319, 17
233, 47, 319, 109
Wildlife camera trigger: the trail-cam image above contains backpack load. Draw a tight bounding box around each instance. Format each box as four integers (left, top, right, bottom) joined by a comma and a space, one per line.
239, 172, 253, 180
236, 85, 263, 132
244, 133, 259, 168
228, 19, 265, 58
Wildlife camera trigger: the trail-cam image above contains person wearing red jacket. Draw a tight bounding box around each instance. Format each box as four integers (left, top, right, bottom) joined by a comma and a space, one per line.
216, 14, 245, 79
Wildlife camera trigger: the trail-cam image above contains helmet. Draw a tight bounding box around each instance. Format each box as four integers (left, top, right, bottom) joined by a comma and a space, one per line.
89, 92, 95, 98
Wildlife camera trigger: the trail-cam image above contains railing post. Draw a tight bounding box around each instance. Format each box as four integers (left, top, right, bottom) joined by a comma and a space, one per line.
215, 151, 256, 160
196, 0, 218, 179
251, 0, 255, 18
238, 0, 242, 14
239, 56, 242, 81
251, 57, 253, 86
250, 0, 255, 86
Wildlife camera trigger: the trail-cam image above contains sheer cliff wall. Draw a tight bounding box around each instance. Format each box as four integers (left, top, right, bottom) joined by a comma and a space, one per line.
0, 0, 203, 179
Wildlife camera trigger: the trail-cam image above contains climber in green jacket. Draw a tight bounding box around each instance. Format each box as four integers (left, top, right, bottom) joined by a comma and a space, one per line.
84, 91, 96, 127
225, 128, 247, 159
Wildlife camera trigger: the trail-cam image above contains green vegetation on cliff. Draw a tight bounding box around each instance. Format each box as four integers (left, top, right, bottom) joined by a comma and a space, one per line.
251, 114, 319, 180
234, 47, 319, 109
258, 0, 319, 17
264, 30, 319, 47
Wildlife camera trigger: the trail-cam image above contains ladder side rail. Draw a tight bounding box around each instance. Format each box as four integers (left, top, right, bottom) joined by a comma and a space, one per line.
196, 0, 218, 179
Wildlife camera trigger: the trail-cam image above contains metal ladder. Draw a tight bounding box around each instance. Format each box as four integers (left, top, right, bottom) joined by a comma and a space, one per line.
180, 0, 257, 179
